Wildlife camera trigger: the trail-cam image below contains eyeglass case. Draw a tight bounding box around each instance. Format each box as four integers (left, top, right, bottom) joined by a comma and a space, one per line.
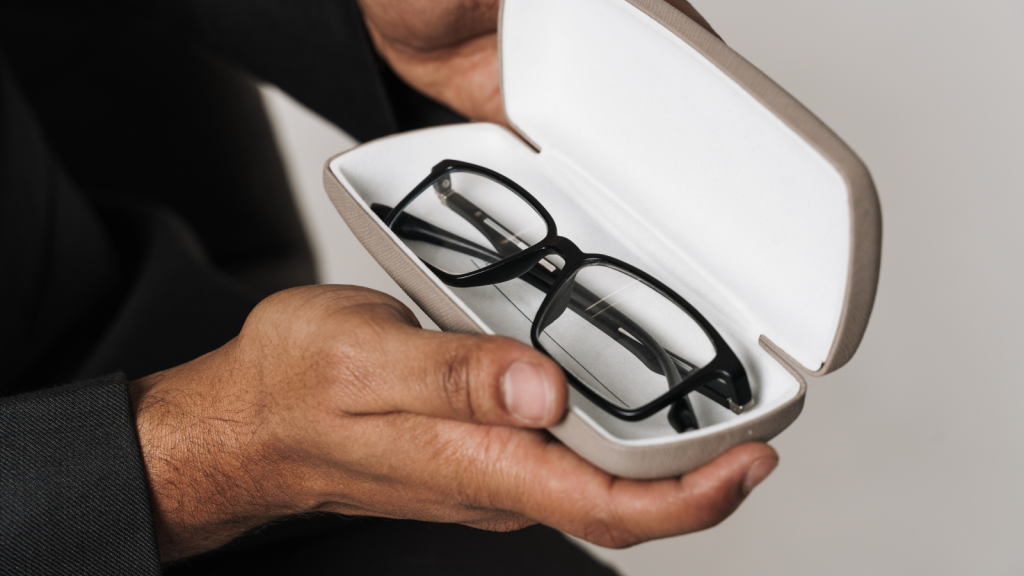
323, 0, 881, 479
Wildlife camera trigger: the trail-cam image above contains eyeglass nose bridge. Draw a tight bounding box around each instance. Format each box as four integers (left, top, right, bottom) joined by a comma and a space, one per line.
546, 236, 586, 263
498, 235, 587, 293
529, 237, 586, 332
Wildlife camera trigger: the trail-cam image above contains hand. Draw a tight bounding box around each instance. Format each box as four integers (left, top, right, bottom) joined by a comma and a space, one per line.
132, 285, 777, 562
356, 0, 718, 126
358, 0, 506, 125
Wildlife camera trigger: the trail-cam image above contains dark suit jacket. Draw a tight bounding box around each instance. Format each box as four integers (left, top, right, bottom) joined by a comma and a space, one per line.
0, 1, 462, 573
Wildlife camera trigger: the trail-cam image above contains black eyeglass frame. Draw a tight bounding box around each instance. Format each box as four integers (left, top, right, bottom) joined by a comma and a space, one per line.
383, 159, 752, 424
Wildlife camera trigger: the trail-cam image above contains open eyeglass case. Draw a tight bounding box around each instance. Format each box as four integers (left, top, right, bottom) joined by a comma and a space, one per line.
323, 0, 882, 479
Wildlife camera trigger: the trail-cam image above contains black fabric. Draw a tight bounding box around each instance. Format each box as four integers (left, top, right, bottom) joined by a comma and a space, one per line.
147, 0, 465, 141
149, 0, 398, 143
0, 48, 126, 391
0, 11, 317, 303
74, 201, 261, 381
0, 373, 161, 576
167, 516, 618, 576
0, 40, 260, 574
0, 0, 615, 573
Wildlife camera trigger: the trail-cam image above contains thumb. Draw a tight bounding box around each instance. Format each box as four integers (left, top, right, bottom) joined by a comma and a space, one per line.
364, 324, 568, 428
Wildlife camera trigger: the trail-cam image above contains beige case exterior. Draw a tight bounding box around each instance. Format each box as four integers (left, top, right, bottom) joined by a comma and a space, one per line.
322, 0, 880, 479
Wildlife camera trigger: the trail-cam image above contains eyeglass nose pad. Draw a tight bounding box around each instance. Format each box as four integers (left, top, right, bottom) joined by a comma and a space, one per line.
432, 176, 452, 197
668, 397, 699, 433
536, 273, 576, 332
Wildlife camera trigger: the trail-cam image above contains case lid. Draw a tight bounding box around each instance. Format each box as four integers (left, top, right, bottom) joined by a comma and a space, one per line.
499, 0, 881, 374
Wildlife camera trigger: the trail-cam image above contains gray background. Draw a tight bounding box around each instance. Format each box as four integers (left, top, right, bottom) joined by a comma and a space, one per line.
259, 0, 1024, 573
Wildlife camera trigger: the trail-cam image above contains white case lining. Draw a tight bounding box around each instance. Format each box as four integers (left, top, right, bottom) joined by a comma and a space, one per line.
501, 0, 852, 370
328, 124, 801, 444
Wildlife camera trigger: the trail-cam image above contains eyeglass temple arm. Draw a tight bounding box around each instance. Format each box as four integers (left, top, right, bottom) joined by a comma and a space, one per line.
376, 207, 505, 265
433, 181, 532, 260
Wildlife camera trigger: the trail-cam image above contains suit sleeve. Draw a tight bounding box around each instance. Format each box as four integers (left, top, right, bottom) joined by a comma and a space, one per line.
147, 0, 464, 140
0, 374, 161, 576
150, 0, 399, 142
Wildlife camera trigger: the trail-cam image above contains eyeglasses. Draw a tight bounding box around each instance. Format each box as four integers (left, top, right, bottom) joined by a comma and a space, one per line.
373, 160, 752, 433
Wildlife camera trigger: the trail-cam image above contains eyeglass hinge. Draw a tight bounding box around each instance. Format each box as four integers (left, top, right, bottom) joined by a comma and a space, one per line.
728, 397, 755, 415
433, 177, 453, 205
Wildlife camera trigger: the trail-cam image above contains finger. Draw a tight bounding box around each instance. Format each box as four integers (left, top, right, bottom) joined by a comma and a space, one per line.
472, 433, 778, 547
345, 317, 568, 429
325, 412, 775, 544
366, 23, 505, 125
358, 0, 500, 52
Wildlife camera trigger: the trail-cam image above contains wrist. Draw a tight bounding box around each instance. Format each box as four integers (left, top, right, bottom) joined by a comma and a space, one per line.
130, 341, 297, 561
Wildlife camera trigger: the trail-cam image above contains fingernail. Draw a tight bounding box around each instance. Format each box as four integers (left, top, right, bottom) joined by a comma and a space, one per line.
502, 361, 552, 425
742, 457, 779, 496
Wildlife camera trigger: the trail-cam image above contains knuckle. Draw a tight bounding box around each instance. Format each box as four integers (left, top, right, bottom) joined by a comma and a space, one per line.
440, 427, 519, 509
680, 477, 742, 530
441, 334, 514, 421
577, 493, 644, 549
363, 294, 420, 327
442, 346, 477, 420
695, 498, 739, 531
580, 517, 642, 549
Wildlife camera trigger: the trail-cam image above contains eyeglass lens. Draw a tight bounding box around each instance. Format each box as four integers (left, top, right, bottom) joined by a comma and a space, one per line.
537, 264, 716, 409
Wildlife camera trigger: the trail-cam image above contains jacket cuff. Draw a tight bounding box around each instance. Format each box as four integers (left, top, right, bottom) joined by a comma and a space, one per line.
0, 373, 161, 575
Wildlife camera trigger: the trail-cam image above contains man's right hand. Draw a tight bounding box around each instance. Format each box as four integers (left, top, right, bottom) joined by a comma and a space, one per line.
132, 285, 777, 562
